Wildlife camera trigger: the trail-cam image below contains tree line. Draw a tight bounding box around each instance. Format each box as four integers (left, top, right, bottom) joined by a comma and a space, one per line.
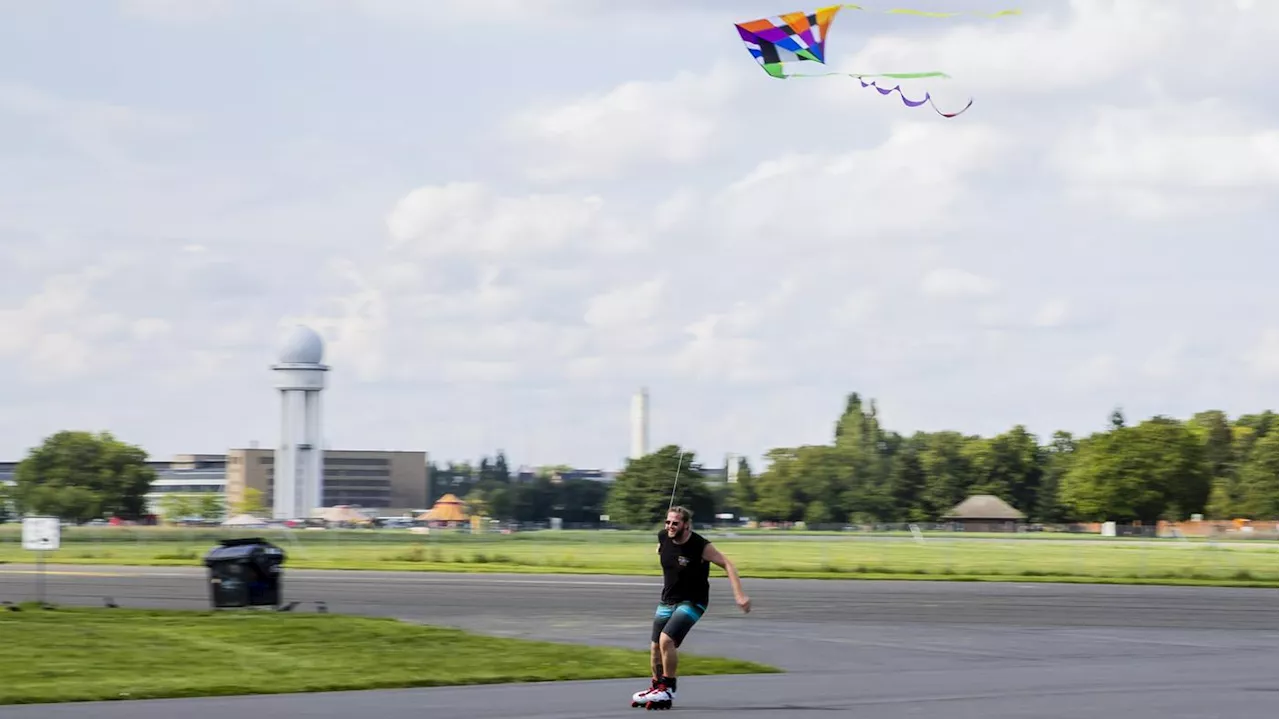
3, 393, 1276, 527
434, 393, 1278, 528
718, 395, 1277, 527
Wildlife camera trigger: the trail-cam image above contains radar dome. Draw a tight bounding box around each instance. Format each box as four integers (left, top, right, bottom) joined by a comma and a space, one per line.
277, 324, 324, 364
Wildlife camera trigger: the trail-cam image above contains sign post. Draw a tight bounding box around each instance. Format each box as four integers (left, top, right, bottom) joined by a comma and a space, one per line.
21, 516, 61, 605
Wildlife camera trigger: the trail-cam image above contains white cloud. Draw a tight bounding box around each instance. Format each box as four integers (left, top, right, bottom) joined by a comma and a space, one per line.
505, 63, 746, 182
920, 268, 998, 299
836, 0, 1271, 95
117, 0, 235, 23
388, 183, 581, 256
830, 289, 879, 326
712, 121, 1012, 258
130, 318, 172, 341
1050, 99, 1278, 219
584, 277, 666, 329
1068, 353, 1120, 390
286, 303, 388, 383
385, 182, 641, 257
0, 82, 194, 170
671, 314, 774, 384
1242, 328, 1278, 380
0, 268, 106, 372
116, 0, 638, 26
1140, 336, 1188, 381
0, 0, 1273, 468
1032, 299, 1070, 328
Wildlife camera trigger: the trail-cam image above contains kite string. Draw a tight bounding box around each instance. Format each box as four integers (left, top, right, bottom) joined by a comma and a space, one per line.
668, 449, 686, 512
836, 4, 1021, 19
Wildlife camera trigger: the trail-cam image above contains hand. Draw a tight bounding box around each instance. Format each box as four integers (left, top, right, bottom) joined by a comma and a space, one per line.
736, 594, 751, 613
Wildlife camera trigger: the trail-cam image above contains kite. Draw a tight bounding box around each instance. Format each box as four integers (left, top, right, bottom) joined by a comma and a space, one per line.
734, 4, 1019, 117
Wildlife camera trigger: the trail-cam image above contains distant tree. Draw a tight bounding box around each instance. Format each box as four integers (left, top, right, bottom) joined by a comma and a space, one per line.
463, 488, 490, 519
731, 456, 757, 518
158, 494, 197, 522
231, 487, 265, 516
555, 478, 609, 524
1059, 417, 1208, 523
1036, 431, 1076, 523
197, 494, 225, 521
606, 445, 713, 528
964, 425, 1044, 517
888, 434, 928, 522
13, 431, 156, 523
492, 451, 511, 483
919, 431, 977, 519
1233, 431, 1278, 520
426, 461, 439, 504
752, 448, 804, 521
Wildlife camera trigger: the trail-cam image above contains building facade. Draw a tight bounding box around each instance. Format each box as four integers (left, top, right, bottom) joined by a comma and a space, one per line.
143, 454, 228, 516
225, 448, 428, 516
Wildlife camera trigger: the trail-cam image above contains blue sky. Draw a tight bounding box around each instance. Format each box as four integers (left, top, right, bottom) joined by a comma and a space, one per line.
0, 0, 1275, 471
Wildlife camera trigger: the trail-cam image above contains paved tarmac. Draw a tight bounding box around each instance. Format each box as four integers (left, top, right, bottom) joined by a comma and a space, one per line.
0, 565, 1275, 718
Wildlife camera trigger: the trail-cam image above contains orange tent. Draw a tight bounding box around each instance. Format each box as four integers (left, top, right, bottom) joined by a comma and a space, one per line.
417, 493, 470, 523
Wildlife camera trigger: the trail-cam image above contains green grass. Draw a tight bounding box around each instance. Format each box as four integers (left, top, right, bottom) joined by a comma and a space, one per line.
0, 605, 778, 705
0, 526, 1274, 588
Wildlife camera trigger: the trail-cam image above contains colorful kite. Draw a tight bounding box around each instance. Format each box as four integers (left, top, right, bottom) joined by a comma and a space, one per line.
734, 4, 1018, 117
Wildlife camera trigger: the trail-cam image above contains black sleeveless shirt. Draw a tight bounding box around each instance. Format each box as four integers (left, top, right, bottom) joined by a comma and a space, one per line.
657, 529, 710, 607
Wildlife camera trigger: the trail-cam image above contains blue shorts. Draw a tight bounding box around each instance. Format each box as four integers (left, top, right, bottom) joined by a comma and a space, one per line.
651, 601, 706, 647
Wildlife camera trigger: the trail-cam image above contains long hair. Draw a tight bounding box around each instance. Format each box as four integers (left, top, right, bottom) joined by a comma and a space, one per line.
668, 505, 693, 523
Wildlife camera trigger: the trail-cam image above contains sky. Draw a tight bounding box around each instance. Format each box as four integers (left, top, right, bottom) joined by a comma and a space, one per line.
0, 0, 1276, 471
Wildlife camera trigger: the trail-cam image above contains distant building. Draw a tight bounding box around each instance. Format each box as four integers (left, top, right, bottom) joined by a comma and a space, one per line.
942, 494, 1026, 532
630, 387, 650, 459
225, 447, 428, 516
271, 324, 329, 521
552, 468, 617, 483
5, 455, 227, 517
144, 454, 228, 515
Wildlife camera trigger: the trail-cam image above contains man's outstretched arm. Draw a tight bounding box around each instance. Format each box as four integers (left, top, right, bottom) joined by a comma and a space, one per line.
702, 543, 750, 613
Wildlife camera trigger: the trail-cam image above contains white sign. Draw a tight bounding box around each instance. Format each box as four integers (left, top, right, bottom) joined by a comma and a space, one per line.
22, 516, 61, 551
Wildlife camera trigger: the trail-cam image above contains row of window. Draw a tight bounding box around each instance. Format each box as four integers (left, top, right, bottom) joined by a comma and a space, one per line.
149, 485, 224, 493
254, 456, 391, 467
264, 475, 389, 486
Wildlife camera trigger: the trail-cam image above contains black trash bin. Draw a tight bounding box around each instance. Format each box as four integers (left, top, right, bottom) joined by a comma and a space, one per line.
204, 537, 286, 609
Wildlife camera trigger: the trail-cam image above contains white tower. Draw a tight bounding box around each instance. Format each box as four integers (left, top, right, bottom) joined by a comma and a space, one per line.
271, 324, 328, 520
630, 387, 649, 460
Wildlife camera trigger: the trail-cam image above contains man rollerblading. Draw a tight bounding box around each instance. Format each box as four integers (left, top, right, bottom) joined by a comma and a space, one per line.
630, 506, 750, 709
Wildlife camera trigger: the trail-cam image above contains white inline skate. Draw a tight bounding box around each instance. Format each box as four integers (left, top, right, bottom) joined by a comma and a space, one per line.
630, 680, 674, 710
631, 678, 660, 707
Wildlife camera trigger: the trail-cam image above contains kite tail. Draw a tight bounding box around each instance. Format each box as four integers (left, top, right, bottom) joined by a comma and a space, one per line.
858, 78, 973, 118
783, 70, 952, 80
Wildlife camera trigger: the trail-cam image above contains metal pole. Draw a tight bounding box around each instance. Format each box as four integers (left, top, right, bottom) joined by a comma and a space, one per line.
36, 551, 45, 605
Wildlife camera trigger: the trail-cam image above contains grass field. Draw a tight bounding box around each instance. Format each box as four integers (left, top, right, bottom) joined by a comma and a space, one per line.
0, 526, 1274, 587
0, 605, 777, 705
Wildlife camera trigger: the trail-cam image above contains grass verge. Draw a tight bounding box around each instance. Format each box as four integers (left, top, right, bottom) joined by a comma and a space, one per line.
1, 529, 1274, 588
0, 605, 778, 706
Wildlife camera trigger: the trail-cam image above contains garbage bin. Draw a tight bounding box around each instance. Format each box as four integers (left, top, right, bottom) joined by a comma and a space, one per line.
203, 537, 286, 609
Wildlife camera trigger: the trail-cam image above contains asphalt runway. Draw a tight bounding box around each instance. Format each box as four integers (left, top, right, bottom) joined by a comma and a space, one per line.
1, 565, 1275, 718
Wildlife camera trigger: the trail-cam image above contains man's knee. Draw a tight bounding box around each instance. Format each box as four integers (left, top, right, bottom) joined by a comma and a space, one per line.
659, 631, 678, 651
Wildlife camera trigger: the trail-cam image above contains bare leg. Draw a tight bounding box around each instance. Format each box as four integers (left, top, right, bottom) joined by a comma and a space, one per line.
659, 632, 679, 679
650, 641, 662, 680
